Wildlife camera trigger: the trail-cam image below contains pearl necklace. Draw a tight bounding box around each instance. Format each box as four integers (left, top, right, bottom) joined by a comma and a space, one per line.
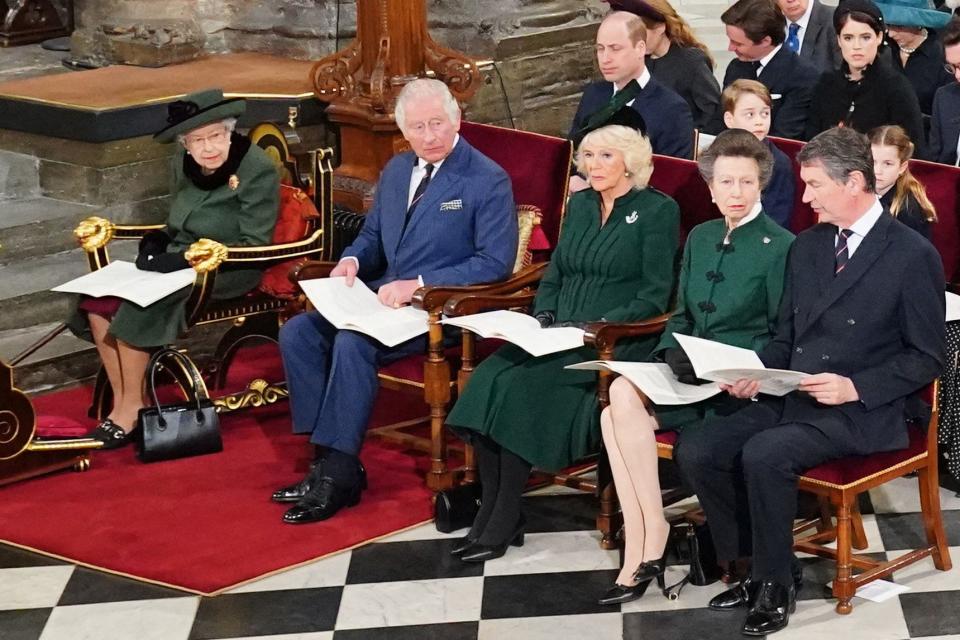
900, 28, 928, 55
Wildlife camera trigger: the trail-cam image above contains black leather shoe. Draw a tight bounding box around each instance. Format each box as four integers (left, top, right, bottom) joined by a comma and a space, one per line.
282, 476, 362, 524
450, 535, 478, 556
272, 461, 367, 503
632, 556, 667, 583
460, 521, 525, 563
88, 419, 135, 450
742, 581, 795, 636
598, 579, 652, 605
709, 577, 757, 610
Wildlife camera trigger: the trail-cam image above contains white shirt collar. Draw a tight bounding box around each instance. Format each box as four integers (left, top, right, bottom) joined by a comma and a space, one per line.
613, 67, 651, 93
846, 197, 884, 238
757, 44, 782, 73
724, 201, 763, 243
794, 1, 814, 32
416, 134, 459, 171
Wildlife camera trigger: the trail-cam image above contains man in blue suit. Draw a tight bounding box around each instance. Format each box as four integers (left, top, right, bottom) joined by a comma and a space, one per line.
930, 19, 960, 165
569, 9, 694, 182
275, 79, 518, 523
676, 127, 945, 636
706, 0, 821, 140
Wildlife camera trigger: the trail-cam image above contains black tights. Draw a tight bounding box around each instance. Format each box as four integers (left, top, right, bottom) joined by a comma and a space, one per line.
469, 434, 532, 545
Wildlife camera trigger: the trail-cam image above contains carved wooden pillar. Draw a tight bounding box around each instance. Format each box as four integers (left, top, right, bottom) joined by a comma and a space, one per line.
310, 0, 480, 211
0, 0, 72, 47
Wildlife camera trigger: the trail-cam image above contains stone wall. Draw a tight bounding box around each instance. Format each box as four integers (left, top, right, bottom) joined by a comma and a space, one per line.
70, 0, 607, 135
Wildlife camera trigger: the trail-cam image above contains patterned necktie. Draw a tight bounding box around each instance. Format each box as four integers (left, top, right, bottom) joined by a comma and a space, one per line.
787, 22, 801, 54
835, 228, 854, 275
404, 163, 435, 233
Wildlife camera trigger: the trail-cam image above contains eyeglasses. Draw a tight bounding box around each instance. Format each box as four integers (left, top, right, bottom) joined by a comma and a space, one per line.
183, 128, 229, 148
944, 62, 960, 75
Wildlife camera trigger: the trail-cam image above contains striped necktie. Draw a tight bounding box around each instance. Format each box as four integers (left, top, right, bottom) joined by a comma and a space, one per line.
835, 228, 854, 275
403, 163, 435, 234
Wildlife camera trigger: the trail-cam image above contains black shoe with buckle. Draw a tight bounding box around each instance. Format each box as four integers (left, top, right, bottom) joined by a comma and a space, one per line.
598, 579, 653, 606
88, 419, 134, 450
742, 580, 795, 636
282, 476, 363, 524
272, 461, 367, 503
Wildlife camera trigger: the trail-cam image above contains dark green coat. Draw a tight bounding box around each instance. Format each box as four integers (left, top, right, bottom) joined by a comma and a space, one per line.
69, 141, 279, 348
447, 187, 680, 471
653, 211, 794, 430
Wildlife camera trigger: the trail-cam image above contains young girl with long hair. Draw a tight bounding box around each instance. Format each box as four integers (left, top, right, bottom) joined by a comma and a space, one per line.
869, 125, 937, 239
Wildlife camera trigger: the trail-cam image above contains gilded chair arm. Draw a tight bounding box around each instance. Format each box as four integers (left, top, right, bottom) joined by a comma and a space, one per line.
74, 216, 166, 252
222, 229, 325, 264
583, 312, 673, 359
417, 262, 549, 315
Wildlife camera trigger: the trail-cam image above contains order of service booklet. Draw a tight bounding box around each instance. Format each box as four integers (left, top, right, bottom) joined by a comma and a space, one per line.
299, 276, 429, 347
52, 260, 196, 308
441, 309, 585, 357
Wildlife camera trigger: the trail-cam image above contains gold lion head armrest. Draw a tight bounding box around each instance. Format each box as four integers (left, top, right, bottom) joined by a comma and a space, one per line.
185, 239, 229, 273
74, 216, 115, 252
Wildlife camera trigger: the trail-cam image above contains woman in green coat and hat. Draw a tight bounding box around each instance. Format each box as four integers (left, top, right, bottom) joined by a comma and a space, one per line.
447, 112, 680, 563
70, 88, 279, 449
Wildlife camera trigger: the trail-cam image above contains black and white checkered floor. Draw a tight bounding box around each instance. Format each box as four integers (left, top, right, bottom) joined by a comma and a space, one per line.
3, 477, 960, 640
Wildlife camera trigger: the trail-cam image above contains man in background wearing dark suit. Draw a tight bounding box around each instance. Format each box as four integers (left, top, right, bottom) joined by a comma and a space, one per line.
777, 0, 841, 71
930, 17, 960, 165
708, 0, 820, 139
676, 127, 945, 636
569, 10, 694, 186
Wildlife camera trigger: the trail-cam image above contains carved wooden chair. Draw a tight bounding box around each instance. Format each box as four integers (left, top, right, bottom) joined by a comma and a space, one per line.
793, 382, 952, 615
291, 122, 572, 491
73, 122, 334, 415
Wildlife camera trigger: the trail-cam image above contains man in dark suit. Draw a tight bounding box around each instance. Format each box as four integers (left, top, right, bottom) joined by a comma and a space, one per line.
275, 78, 518, 523
777, 0, 840, 71
708, 0, 821, 139
675, 127, 945, 636
930, 18, 960, 165
569, 10, 694, 178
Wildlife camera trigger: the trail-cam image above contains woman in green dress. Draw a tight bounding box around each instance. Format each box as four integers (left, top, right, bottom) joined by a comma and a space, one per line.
446, 120, 680, 563
598, 129, 794, 605
70, 89, 279, 449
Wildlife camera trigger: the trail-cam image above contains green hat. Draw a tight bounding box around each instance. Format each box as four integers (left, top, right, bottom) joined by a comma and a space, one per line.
874, 0, 951, 30
154, 88, 246, 143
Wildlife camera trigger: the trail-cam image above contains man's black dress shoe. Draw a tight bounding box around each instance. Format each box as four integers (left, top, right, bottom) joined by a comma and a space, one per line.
709, 564, 804, 611
450, 535, 478, 556
598, 579, 652, 605
742, 581, 795, 636
88, 420, 136, 450
272, 461, 367, 503
282, 476, 362, 524
460, 520, 525, 563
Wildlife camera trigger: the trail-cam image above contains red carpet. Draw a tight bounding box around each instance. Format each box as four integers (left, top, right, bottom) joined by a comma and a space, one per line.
0, 344, 438, 595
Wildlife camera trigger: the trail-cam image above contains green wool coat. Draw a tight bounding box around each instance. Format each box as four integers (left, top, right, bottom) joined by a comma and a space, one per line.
447, 187, 680, 471
68, 141, 279, 348
652, 211, 794, 430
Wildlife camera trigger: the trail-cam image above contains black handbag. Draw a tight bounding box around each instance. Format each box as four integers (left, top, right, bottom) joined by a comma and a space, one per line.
434, 482, 482, 533
137, 348, 223, 463
662, 520, 722, 600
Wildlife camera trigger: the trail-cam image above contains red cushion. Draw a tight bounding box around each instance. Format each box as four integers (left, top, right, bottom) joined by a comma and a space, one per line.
35, 415, 88, 438
379, 338, 505, 385
460, 122, 571, 251
800, 423, 927, 487
648, 155, 719, 244
257, 185, 320, 298
656, 430, 678, 446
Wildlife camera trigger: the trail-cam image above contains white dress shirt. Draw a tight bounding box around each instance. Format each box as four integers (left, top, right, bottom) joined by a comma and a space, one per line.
613, 67, 652, 107
784, 1, 815, 54
838, 197, 885, 258
757, 44, 782, 76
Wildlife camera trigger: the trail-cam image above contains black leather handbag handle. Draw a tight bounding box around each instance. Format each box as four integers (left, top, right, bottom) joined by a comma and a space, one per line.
145, 348, 210, 427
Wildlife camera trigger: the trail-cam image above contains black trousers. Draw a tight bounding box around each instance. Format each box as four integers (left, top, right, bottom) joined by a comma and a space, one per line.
674, 400, 856, 586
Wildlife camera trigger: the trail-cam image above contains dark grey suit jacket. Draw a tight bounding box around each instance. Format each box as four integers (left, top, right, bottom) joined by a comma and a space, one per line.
930, 82, 960, 166
760, 212, 945, 455
797, 0, 841, 72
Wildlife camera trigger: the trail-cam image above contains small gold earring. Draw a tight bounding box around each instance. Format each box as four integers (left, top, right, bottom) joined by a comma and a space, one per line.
625, 171, 631, 177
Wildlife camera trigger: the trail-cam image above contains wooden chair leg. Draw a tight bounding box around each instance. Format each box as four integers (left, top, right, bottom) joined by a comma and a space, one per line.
832, 495, 855, 615
816, 495, 836, 543
463, 442, 477, 484
918, 464, 953, 571
851, 499, 869, 551
598, 478, 621, 550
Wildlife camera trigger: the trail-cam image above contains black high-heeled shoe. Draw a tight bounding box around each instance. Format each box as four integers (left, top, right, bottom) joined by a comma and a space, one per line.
598, 578, 652, 605
633, 556, 667, 584
459, 520, 525, 563
88, 419, 136, 450
449, 535, 478, 556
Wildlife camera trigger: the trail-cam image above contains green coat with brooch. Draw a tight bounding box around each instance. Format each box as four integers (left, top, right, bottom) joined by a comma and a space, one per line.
652, 210, 794, 431
68, 137, 279, 348
447, 186, 680, 471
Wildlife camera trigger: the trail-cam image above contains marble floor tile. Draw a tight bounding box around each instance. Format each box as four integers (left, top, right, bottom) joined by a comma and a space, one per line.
480, 530, 619, 577
876, 510, 960, 551
0, 546, 68, 569
225, 552, 352, 594
346, 539, 483, 584
869, 477, 960, 514
39, 597, 200, 640
0, 608, 51, 640
189, 588, 342, 639
478, 612, 623, 640
57, 566, 189, 605
335, 577, 484, 631
775, 596, 909, 640
900, 591, 960, 638
521, 494, 597, 534
481, 569, 619, 619
374, 523, 464, 544
887, 546, 960, 592
206, 634, 334, 640
623, 607, 747, 640
0, 566, 74, 610
334, 622, 477, 639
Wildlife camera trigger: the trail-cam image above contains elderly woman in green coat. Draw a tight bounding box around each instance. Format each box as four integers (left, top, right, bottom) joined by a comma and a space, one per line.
597, 129, 795, 606
69, 89, 279, 449
446, 118, 680, 563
